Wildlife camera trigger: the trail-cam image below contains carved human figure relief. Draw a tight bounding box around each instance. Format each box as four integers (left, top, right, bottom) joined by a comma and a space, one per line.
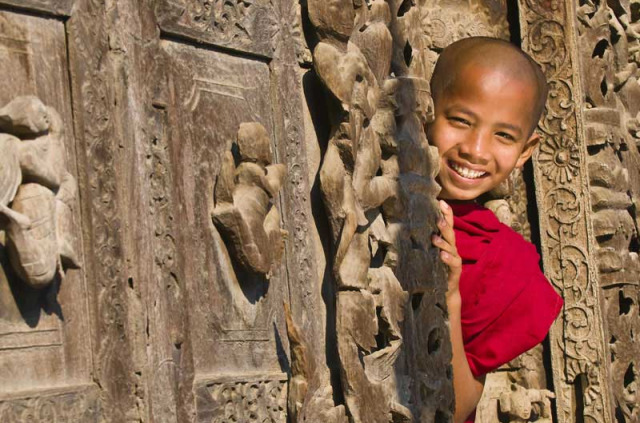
498, 384, 555, 423
212, 122, 287, 278
0, 96, 80, 289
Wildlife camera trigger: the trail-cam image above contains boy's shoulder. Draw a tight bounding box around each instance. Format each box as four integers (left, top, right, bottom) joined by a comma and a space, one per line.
451, 202, 537, 260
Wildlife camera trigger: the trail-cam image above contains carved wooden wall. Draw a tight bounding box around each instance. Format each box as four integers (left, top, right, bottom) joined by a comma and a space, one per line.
1, 0, 638, 422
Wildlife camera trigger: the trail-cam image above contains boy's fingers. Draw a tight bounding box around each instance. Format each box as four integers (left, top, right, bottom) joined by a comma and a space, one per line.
440, 250, 462, 275
437, 216, 457, 250
432, 234, 457, 255
439, 200, 455, 227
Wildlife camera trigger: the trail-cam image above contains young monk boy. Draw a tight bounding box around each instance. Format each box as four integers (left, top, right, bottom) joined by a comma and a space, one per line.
427, 37, 563, 423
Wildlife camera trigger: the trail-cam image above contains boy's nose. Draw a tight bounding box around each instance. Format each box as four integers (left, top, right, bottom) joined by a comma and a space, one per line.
459, 129, 491, 164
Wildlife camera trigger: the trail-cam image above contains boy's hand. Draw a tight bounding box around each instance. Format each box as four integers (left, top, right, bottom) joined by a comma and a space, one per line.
432, 200, 462, 301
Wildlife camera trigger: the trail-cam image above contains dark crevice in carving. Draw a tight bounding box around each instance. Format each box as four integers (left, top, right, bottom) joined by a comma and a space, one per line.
427, 327, 442, 354
273, 322, 291, 375
632, 2, 640, 21
623, 362, 635, 387
506, 0, 521, 46
403, 41, 412, 67
610, 335, 617, 362
628, 231, 639, 253
592, 39, 609, 58
523, 160, 542, 259
434, 409, 448, 423
0, 3, 66, 20
600, 77, 609, 97
615, 405, 627, 423
159, 30, 272, 63
370, 243, 386, 268
233, 266, 269, 305
411, 292, 423, 312
574, 373, 587, 423
541, 336, 558, 418
587, 142, 605, 156
618, 290, 633, 315
374, 306, 392, 349
397, 0, 413, 17
596, 233, 614, 244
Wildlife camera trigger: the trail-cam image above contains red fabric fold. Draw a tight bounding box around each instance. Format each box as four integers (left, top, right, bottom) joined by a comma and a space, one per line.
451, 202, 563, 377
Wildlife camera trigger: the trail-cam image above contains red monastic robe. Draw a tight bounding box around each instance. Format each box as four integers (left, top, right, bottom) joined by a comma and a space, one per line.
451, 202, 563, 423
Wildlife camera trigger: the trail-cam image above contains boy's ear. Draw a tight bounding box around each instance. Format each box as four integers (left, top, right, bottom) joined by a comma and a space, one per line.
515, 131, 541, 168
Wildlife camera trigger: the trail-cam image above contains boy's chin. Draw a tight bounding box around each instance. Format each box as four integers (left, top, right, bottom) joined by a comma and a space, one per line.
437, 188, 484, 202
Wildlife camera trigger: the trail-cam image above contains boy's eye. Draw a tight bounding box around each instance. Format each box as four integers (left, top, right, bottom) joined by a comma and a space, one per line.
448, 116, 471, 126
496, 132, 516, 141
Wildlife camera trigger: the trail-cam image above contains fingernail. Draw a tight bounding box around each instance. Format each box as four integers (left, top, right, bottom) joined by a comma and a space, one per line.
441, 251, 449, 259
438, 218, 446, 227
439, 200, 449, 211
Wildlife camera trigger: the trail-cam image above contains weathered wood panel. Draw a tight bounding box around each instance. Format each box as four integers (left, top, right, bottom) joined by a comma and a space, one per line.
0, 9, 91, 396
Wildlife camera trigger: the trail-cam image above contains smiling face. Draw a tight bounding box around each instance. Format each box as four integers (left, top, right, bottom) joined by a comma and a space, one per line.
427, 64, 540, 201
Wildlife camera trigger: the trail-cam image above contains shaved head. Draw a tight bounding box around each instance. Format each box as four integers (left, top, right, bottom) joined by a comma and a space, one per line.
430, 37, 548, 134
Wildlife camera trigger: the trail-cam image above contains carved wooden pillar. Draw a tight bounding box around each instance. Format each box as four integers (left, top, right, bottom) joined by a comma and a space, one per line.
519, 1, 616, 422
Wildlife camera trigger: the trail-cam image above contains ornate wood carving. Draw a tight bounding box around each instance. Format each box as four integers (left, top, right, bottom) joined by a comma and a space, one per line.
0, 385, 103, 423
298, 0, 455, 421
212, 122, 287, 276
154, 0, 279, 58
519, 1, 616, 421
194, 373, 288, 422
67, 0, 141, 420
575, 0, 640, 421
0, 97, 80, 289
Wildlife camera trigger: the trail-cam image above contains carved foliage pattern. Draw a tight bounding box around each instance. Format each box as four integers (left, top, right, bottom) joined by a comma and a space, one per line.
155, 0, 279, 57
196, 376, 287, 423
575, 0, 640, 421
0, 387, 103, 423
305, 0, 453, 421
67, 0, 137, 420
520, 0, 615, 422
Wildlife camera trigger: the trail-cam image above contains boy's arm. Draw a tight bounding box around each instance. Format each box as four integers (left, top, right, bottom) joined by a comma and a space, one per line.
434, 201, 485, 423
447, 291, 485, 423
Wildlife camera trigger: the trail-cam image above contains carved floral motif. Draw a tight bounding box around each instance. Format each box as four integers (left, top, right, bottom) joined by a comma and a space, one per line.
196, 375, 287, 423
520, 0, 616, 422
537, 136, 581, 183
156, 0, 278, 57
0, 386, 103, 423
575, 0, 640, 421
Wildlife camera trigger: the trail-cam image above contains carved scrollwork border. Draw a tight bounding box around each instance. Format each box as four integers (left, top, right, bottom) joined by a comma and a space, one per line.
519, 1, 615, 422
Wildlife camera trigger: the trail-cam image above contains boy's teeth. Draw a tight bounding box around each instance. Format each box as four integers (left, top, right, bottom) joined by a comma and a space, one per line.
450, 162, 486, 179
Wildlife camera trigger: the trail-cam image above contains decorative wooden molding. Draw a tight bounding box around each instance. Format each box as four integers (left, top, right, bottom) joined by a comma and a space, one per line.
519, 1, 616, 421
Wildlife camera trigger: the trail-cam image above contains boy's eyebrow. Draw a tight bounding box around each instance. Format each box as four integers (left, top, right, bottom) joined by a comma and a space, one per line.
494, 122, 524, 137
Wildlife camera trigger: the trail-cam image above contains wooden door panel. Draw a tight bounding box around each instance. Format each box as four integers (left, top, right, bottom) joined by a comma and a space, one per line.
158, 39, 289, 421
0, 8, 95, 417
